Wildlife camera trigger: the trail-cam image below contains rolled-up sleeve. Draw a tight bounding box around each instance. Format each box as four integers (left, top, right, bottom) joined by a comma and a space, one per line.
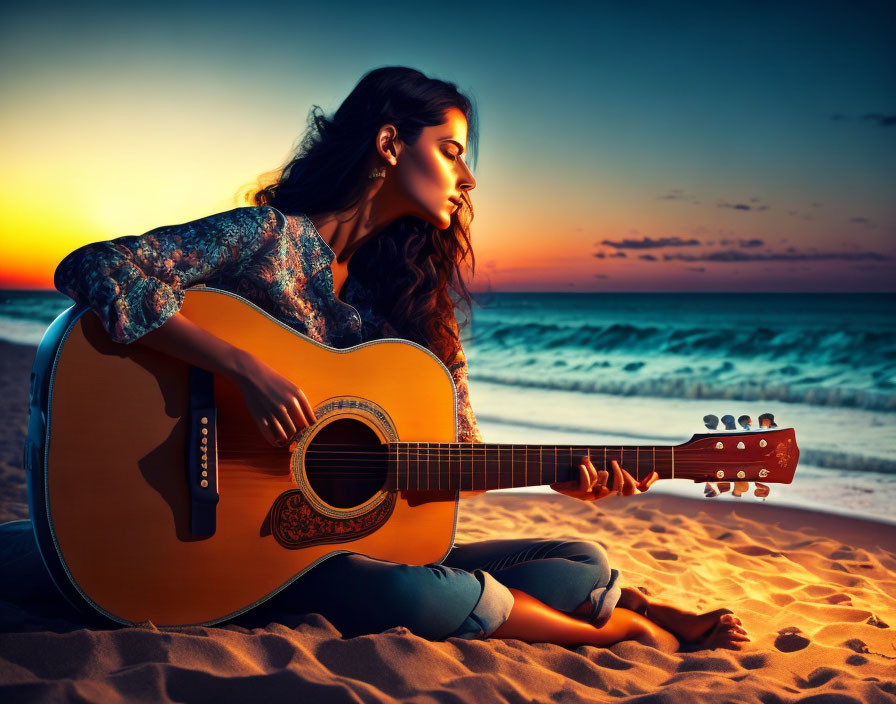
448, 570, 515, 640
53, 206, 285, 344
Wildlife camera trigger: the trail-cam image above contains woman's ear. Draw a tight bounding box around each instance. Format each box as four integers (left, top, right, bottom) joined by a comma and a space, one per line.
376, 124, 401, 166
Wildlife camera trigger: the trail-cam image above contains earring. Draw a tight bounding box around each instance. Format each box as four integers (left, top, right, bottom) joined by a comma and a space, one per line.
368, 166, 386, 179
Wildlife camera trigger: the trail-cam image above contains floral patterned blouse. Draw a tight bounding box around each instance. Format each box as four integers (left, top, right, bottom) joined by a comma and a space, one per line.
54, 205, 483, 443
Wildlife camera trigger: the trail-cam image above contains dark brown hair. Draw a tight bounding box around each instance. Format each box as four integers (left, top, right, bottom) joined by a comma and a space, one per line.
246, 66, 479, 367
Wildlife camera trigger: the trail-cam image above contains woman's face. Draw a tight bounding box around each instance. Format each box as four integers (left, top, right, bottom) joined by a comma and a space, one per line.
391, 107, 476, 230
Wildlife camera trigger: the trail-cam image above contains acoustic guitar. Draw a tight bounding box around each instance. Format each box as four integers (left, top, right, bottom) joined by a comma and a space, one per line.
25, 288, 800, 627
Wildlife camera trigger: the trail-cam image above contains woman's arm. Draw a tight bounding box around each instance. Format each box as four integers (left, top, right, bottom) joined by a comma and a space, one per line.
54, 206, 314, 445
137, 312, 316, 447
54, 206, 284, 344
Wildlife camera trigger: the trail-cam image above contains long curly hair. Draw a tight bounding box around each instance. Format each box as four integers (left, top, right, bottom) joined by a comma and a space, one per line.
244, 66, 479, 368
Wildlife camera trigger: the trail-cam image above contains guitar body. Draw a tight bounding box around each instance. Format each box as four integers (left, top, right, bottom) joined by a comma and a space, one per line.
27, 288, 460, 627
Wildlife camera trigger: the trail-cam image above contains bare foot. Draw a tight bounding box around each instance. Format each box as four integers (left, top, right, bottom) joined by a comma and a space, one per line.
679, 614, 751, 652
616, 588, 747, 646
653, 606, 743, 643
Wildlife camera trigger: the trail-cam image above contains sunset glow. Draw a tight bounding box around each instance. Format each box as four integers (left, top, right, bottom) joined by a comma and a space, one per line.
1, 2, 893, 292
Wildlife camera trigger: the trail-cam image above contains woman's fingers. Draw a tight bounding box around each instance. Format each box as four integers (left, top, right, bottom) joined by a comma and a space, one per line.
638, 471, 660, 492
295, 389, 317, 425
263, 415, 289, 446
610, 460, 624, 495
275, 403, 298, 442
578, 464, 590, 493
620, 468, 640, 496
287, 395, 315, 434
557, 458, 655, 502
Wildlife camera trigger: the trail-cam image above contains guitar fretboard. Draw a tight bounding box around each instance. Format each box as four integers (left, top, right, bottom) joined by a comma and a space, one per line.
388, 443, 681, 491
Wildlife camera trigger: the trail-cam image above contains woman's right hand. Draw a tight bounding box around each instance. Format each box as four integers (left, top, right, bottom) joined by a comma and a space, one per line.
229, 350, 317, 447
137, 312, 316, 448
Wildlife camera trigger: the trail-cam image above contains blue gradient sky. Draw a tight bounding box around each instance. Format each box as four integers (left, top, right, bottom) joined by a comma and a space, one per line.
1, 0, 893, 291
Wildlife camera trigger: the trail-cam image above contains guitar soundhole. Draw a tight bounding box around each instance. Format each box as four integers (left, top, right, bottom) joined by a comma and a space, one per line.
304, 418, 388, 508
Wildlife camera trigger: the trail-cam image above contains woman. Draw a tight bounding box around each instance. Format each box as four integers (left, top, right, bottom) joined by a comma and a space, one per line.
45, 66, 747, 651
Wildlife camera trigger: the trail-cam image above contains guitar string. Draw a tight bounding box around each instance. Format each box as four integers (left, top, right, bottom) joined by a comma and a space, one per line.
240, 444, 731, 482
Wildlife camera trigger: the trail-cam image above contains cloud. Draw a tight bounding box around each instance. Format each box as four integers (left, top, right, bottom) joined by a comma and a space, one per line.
599, 236, 700, 249
861, 113, 896, 127
639, 254, 658, 261
717, 197, 770, 212
662, 249, 891, 263
829, 113, 896, 127
849, 216, 877, 228
657, 188, 700, 204
595, 274, 610, 279
610, 252, 627, 258
719, 238, 765, 248
686, 266, 706, 272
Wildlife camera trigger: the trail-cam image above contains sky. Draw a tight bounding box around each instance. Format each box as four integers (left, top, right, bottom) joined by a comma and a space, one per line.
1, 0, 894, 292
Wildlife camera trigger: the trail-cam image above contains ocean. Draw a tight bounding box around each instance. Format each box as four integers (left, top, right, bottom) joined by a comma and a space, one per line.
3, 289, 895, 525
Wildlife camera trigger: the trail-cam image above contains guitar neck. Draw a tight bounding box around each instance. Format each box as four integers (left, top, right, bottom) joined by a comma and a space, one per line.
387, 443, 685, 491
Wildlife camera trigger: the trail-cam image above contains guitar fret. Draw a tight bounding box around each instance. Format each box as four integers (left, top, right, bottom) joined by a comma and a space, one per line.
470, 442, 475, 491
390, 429, 791, 494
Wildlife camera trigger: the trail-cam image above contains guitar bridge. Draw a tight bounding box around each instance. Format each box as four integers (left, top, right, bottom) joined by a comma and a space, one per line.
188, 367, 219, 537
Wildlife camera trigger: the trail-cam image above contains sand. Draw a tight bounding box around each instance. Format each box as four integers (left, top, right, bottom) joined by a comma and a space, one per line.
1, 339, 894, 703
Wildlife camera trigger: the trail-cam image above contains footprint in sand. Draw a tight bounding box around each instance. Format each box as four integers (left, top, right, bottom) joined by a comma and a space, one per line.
731, 545, 782, 557
824, 593, 852, 606
797, 667, 839, 689
647, 549, 678, 561
866, 615, 889, 628
775, 627, 810, 652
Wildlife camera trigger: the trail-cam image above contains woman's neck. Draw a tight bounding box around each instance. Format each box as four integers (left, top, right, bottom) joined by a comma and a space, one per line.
307, 179, 406, 264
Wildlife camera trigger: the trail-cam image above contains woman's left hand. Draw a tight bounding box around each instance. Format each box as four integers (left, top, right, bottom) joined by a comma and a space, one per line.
550, 457, 658, 502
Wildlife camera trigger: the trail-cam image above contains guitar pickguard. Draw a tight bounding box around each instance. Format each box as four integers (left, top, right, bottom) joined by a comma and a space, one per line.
270, 489, 397, 549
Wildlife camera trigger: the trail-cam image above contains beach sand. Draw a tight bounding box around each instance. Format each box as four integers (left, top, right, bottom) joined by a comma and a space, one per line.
1, 340, 894, 703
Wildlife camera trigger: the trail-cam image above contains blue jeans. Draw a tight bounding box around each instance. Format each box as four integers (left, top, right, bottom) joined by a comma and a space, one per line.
0, 520, 621, 640
232, 537, 622, 640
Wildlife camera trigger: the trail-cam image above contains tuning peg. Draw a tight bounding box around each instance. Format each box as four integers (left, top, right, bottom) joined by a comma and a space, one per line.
716, 482, 731, 494
703, 414, 720, 430
704, 482, 719, 498
754, 482, 770, 499
738, 414, 752, 430
732, 481, 750, 497
758, 413, 777, 428
721, 415, 737, 430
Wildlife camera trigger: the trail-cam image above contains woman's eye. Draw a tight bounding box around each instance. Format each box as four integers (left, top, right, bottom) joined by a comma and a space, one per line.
443, 150, 457, 161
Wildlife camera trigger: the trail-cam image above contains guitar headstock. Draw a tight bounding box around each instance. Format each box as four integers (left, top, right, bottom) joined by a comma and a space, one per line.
680, 412, 799, 501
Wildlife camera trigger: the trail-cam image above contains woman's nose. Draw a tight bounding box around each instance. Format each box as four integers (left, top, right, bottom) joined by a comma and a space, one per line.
458, 162, 476, 191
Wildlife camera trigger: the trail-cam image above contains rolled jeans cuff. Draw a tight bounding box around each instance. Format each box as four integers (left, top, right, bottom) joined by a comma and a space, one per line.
589, 568, 622, 628
449, 570, 515, 640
